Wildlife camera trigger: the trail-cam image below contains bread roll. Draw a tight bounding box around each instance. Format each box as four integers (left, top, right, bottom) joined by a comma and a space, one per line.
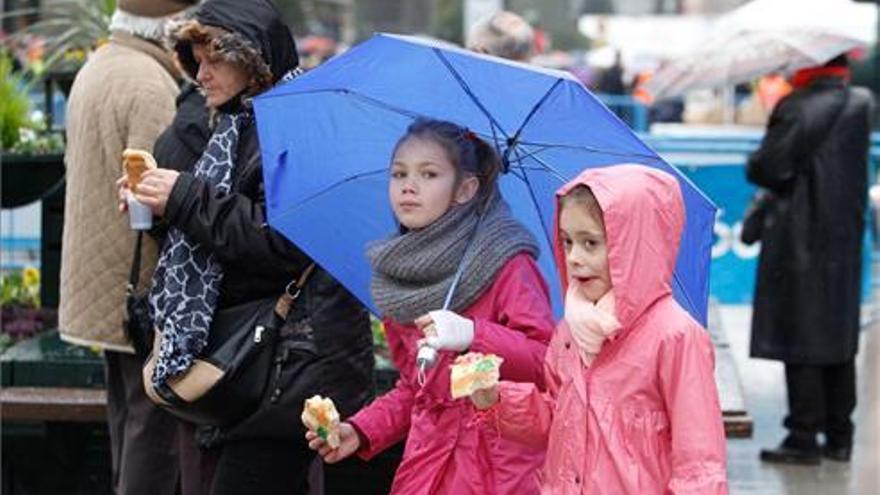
122, 149, 157, 194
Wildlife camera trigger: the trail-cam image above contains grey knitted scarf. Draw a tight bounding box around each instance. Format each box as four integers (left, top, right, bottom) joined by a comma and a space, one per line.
367, 192, 539, 323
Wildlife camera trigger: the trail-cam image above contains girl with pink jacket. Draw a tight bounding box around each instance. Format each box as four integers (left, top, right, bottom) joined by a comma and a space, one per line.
307, 118, 554, 494
471, 164, 728, 494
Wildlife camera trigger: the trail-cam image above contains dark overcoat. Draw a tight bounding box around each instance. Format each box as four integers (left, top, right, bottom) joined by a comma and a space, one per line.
748, 76, 873, 364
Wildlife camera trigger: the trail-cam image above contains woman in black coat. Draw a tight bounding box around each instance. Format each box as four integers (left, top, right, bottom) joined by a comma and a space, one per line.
121, 0, 374, 492
748, 55, 873, 464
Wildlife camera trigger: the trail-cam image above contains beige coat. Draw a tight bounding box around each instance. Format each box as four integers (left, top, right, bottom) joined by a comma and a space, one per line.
59, 31, 179, 352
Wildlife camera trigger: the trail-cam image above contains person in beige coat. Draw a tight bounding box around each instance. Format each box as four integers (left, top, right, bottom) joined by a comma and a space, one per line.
60, 1, 195, 493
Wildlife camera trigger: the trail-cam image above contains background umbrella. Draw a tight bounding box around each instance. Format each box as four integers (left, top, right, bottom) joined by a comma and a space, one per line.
644, 0, 873, 99
253, 33, 716, 324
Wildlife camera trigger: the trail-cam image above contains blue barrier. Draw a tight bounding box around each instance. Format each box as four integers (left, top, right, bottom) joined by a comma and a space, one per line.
644, 132, 878, 304
1, 237, 41, 271
595, 94, 649, 132
1, 238, 40, 251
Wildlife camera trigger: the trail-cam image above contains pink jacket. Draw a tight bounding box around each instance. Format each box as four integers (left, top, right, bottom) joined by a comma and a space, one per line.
490, 165, 728, 494
350, 253, 554, 494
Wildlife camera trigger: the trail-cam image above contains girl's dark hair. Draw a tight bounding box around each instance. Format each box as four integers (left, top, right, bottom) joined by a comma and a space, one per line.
560, 184, 604, 227
393, 118, 503, 208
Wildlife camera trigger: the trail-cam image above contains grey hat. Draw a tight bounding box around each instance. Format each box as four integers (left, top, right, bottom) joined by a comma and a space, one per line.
118, 0, 198, 17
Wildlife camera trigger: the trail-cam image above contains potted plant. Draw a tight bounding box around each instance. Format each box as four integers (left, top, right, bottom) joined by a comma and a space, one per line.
1, 1, 118, 207
1, 50, 65, 208
0, 52, 30, 151
0, 266, 57, 354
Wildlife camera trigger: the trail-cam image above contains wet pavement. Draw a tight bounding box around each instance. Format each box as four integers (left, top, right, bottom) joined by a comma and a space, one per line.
720, 304, 879, 494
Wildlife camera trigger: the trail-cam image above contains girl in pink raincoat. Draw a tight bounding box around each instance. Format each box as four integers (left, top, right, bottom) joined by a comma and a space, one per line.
470, 164, 728, 494
307, 118, 554, 494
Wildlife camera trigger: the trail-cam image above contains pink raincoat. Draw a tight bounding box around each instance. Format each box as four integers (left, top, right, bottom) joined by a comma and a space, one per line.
349, 253, 554, 494
490, 165, 728, 494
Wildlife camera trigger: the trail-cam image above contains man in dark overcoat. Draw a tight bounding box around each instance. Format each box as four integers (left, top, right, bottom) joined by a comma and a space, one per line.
748, 54, 873, 464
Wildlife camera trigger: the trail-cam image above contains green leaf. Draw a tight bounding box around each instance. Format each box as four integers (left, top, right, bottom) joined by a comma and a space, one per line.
0, 53, 32, 150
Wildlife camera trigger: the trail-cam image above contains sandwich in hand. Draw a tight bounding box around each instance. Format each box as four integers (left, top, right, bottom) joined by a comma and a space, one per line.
301, 395, 341, 448
450, 352, 503, 399
122, 149, 157, 194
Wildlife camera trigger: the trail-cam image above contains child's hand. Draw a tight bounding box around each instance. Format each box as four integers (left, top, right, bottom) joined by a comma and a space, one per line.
306, 421, 360, 464
470, 384, 499, 410
414, 310, 474, 352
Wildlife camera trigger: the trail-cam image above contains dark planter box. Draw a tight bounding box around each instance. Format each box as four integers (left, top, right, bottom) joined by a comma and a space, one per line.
0, 152, 66, 308
0, 330, 104, 389
1, 153, 65, 209
1, 331, 109, 495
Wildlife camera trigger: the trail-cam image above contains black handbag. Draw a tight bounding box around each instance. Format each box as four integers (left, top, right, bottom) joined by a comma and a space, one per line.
740, 189, 773, 245
123, 232, 154, 357
142, 263, 316, 427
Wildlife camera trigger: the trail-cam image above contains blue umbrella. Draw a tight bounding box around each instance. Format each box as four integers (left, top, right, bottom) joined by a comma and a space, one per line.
253, 33, 716, 324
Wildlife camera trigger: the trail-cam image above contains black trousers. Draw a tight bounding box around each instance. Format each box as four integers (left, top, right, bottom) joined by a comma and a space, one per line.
784, 361, 857, 447
208, 439, 315, 495
105, 350, 180, 495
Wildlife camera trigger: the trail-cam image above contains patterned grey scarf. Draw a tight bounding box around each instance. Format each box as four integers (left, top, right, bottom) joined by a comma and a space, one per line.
368, 192, 539, 323
148, 111, 245, 387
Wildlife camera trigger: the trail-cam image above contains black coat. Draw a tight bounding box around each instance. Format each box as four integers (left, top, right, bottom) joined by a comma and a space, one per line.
162, 0, 372, 441
748, 77, 873, 364
165, 115, 374, 441
154, 83, 211, 174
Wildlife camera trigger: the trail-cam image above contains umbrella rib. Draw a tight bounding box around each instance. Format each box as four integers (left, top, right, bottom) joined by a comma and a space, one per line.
273, 168, 388, 217
432, 49, 511, 140
498, 78, 564, 168
509, 79, 565, 144
345, 89, 425, 120
515, 148, 569, 183
517, 140, 661, 163
509, 145, 555, 251
266, 87, 429, 122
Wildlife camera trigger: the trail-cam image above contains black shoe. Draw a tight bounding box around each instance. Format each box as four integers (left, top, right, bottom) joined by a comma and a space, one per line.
822, 444, 852, 462
760, 440, 821, 465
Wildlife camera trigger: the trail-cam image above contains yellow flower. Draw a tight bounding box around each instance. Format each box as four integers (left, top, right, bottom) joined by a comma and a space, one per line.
22, 267, 40, 289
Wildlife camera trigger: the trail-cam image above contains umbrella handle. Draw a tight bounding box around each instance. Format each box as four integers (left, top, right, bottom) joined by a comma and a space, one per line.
441, 209, 486, 310
416, 345, 437, 386
414, 210, 484, 388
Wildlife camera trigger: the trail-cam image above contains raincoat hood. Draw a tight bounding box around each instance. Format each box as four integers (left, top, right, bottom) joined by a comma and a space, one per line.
171, 0, 298, 88
554, 164, 684, 329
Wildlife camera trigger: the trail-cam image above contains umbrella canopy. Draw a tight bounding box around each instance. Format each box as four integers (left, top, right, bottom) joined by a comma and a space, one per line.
644, 0, 872, 99
253, 33, 716, 324
715, 0, 876, 41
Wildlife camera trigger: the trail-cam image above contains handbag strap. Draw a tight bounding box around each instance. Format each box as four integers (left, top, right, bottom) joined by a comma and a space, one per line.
274, 263, 317, 319
804, 86, 850, 158
127, 231, 144, 296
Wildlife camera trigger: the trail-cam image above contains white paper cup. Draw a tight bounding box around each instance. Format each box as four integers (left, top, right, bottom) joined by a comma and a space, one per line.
128, 195, 153, 230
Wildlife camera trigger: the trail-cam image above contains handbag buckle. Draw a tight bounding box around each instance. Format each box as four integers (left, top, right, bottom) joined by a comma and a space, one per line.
254, 325, 265, 343
284, 280, 302, 300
